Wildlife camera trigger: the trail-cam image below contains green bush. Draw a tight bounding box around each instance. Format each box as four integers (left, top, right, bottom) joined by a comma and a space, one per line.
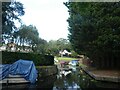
1, 51, 54, 66
71, 50, 79, 58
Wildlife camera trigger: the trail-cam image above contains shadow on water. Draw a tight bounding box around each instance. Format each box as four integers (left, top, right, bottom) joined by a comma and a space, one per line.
1, 75, 56, 90
1, 65, 120, 90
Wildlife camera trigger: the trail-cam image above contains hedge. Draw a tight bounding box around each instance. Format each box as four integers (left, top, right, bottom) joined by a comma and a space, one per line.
1, 51, 54, 66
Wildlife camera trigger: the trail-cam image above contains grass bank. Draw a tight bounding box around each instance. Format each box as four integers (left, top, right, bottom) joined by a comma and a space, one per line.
55, 56, 78, 61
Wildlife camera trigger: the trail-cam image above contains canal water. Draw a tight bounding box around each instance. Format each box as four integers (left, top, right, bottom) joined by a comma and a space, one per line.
1, 65, 120, 90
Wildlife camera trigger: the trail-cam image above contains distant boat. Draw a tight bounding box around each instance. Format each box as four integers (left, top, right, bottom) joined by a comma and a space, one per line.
60, 70, 72, 76
69, 65, 77, 72
69, 60, 79, 66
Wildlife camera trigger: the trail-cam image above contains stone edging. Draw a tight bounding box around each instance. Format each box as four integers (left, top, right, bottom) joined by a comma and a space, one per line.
80, 66, 120, 83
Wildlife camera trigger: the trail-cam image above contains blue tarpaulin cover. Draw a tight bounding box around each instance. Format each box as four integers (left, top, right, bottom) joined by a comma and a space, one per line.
0, 59, 38, 83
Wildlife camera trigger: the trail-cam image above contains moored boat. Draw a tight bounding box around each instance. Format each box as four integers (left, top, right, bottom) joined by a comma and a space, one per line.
0, 59, 38, 84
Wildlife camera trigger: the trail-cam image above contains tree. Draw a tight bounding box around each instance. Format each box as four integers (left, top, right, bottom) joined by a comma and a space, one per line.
36, 38, 47, 54
13, 25, 40, 51
56, 38, 71, 51
65, 2, 120, 69
2, 1, 25, 42
45, 38, 72, 56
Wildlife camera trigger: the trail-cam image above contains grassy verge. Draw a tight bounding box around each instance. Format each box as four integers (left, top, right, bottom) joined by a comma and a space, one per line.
79, 63, 87, 68
55, 56, 78, 61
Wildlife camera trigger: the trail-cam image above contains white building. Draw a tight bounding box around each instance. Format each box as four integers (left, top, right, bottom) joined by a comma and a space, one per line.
59, 50, 71, 57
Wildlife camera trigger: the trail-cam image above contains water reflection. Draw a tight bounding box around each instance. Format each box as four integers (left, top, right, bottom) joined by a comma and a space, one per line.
1, 65, 120, 90
54, 73, 80, 89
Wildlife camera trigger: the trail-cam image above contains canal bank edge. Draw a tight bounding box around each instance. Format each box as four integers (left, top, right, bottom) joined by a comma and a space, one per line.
36, 65, 58, 78
80, 66, 120, 83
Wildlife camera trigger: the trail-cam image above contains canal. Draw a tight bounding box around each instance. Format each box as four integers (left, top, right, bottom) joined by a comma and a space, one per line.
1, 65, 119, 90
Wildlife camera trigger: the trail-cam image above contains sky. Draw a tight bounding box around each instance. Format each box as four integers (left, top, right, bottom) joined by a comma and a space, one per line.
16, 0, 69, 42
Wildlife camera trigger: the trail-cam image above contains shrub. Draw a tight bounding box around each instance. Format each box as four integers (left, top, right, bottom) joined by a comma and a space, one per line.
71, 50, 79, 58
1, 51, 54, 66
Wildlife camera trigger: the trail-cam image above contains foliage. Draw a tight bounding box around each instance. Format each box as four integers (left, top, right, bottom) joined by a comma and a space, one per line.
13, 25, 40, 51
3, 24, 47, 53
2, 1, 25, 40
2, 51, 54, 66
45, 38, 72, 56
70, 50, 79, 58
1, 1, 48, 54
64, 2, 120, 69
36, 38, 47, 54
